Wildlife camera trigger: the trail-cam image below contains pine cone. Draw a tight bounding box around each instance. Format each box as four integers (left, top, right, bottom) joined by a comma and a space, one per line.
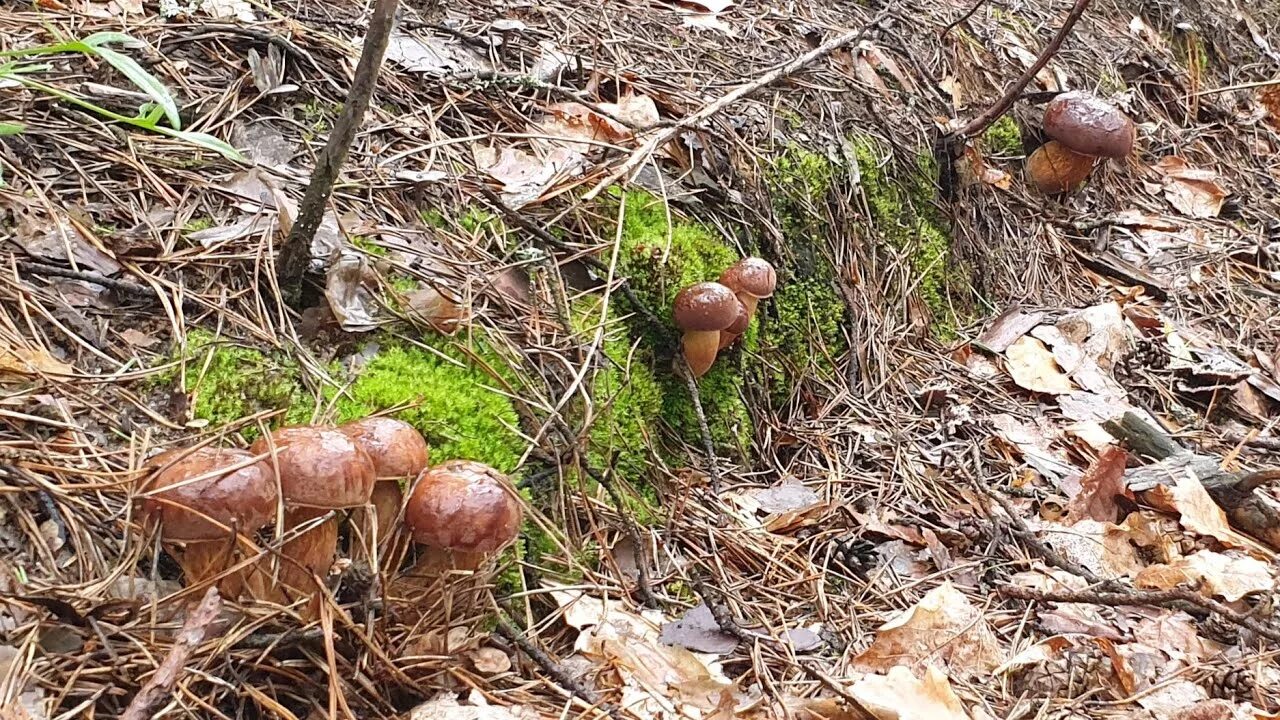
828, 536, 877, 580
1205, 666, 1255, 701
1010, 644, 1108, 699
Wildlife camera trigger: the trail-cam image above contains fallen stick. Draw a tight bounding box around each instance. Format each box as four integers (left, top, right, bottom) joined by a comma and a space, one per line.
121, 586, 222, 720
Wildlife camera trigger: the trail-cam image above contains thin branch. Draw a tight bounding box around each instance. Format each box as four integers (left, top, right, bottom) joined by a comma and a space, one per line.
275, 0, 400, 302
950, 0, 1094, 139
495, 618, 620, 719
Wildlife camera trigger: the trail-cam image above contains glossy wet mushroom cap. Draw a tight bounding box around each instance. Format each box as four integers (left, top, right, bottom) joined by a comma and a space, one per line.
719, 258, 777, 310
718, 298, 751, 350
339, 417, 429, 479
404, 460, 523, 555
1027, 140, 1095, 194
140, 446, 277, 542
1042, 91, 1135, 159
673, 281, 740, 377
249, 426, 376, 509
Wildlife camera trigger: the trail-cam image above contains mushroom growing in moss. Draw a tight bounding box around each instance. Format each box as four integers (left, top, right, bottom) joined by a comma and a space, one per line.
137, 446, 277, 596
403, 460, 523, 574
719, 257, 776, 317
673, 281, 740, 378
340, 417, 429, 547
1028, 92, 1134, 194
250, 426, 375, 611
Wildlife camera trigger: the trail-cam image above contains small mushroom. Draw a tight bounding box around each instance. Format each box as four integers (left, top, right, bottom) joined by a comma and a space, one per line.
403, 460, 523, 573
718, 257, 777, 317
1026, 140, 1095, 194
1042, 91, 1135, 159
673, 281, 740, 378
250, 426, 376, 608
717, 298, 751, 351
340, 417, 429, 547
137, 446, 277, 596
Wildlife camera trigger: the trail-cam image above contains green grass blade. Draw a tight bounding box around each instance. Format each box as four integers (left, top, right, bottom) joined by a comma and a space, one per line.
80, 32, 146, 49
90, 45, 182, 130
0, 122, 25, 135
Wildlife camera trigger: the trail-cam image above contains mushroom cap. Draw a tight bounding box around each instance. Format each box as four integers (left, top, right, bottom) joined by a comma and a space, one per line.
719, 257, 777, 300
725, 299, 750, 335
139, 446, 277, 542
1027, 141, 1095, 194
404, 460, 523, 554
673, 282, 740, 332
1042, 92, 1135, 158
249, 426, 376, 510
339, 417, 429, 480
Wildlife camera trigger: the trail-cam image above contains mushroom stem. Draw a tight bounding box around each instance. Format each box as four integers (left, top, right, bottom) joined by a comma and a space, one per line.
171, 539, 234, 589
682, 329, 721, 378
277, 507, 339, 609
737, 295, 759, 317
370, 481, 403, 543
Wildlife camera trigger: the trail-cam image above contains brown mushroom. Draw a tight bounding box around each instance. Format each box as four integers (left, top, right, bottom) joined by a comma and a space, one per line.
138, 446, 277, 596
717, 298, 751, 351
1026, 141, 1095, 194
340, 417, 429, 553
673, 281, 740, 378
249, 426, 376, 607
1042, 91, 1135, 159
403, 460, 523, 574
718, 257, 777, 317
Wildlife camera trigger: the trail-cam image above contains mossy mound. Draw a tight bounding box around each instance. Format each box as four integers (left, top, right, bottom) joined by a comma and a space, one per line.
982, 115, 1023, 156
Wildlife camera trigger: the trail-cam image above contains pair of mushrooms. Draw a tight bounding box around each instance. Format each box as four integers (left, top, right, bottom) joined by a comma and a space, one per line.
137, 418, 522, 608
1026, 91, 1135, 194
672, 257, 777, 378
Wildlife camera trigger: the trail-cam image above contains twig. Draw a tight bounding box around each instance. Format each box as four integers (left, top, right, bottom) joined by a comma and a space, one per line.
1000, 586, 1280, 645
941, 0, 991, 36
584, 456, 660, 608
121, 587, 222, 720
275, 0, 400, 302
950, 0, 1094, 139
495, 618, 620, 719
16, 259, 158, 297
678, 356, 722, 494
1225, 432, 1280, 452
581, 9, 894, 200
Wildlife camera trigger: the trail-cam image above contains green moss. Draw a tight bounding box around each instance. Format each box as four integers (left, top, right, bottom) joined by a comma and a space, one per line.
333, 339, 524, 474
852, 137, 964, 339
1173, 32, 1210, 73
350, 235, 387, 257
183, 216, 214, 234
981, 115, 1023, 156
163, 329, 314, 438
418, 209, 447, 228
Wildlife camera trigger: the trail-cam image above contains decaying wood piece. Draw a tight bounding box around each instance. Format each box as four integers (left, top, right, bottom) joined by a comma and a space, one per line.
1104, 411, 1280, 549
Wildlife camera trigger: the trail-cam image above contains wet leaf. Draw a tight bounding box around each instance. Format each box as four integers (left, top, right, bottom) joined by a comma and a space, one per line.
855, 581, 1004, 677
747, 478, 820, 514
467, 647, 512, 675
848, 665, 971, 720
659, 604, 739, 654
1005, 336, 1075, 395
1065, 446, 1132, 524
324, 251, 378, 332
474, 145, 585, 209
13, 211, 121, 275
1134, 550, 1275, 601
1153, 156, 1228, 218
402, 286, 464, 335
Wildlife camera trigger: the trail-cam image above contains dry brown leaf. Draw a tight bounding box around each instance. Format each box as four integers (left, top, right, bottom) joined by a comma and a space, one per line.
1151, 474, 1254, 550
1260, 86, 1280, 129
0, 343, 73, 376
406, 694, 533, 720
1137, 679, 1210, 720
1134, 550, 1275, 601
1005, 336, 1075, 395
1133, 611, 1222, 663
854, 581, 1004, 677
1041, 519, 1142, 579
1065, 446, 1132, 524
467, 647, 512, 675
847, 665, 971, 720
1153, 156, 1228, 218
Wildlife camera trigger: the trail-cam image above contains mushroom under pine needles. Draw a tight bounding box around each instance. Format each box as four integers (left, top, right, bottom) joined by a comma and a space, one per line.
137, 446, 277, 597
403, 460, 523, 575
1027, 91, 1135, 194
340, 417, 430, 548
250, 426, 376, 613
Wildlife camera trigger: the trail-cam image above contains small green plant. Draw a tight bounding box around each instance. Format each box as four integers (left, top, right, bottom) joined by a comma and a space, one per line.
0, 33, 241, 160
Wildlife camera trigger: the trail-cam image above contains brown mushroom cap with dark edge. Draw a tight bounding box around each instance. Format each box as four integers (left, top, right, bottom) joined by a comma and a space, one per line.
719, 258, 777, 307
249, 426, 376, 509
404, 460, 523, 555
339, 417, 429, 479
140, 446, 277, 542
1042, 92, 1135, 159
673, 282, 741, 377
718, 298, 751, 350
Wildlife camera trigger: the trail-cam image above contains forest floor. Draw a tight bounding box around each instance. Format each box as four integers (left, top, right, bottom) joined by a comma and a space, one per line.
4, 0, 1280, 718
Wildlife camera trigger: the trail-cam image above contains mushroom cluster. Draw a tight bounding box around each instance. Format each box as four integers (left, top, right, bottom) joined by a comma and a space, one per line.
136, 417, 522, 611
1027, 91, 1135, 194
672, 257, 776, 378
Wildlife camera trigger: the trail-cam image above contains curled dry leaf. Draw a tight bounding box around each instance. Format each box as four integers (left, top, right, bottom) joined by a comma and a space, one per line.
1133, 611, 1222, 663
1064, 446, 1132, 524
1134, 549, 1275, 601
1146, 474, 1257, 551
854, 581, 1004, 677
323, 251, 378, 332
402, 286, 464, 335
1137, 679, 1210, 720
659, 604, 739, 654
848, 665, 971, 720
1004, 335, 1075, 395
0, 342, 73, 376
467, 647, 512, 675
1153, 156, 1228, 219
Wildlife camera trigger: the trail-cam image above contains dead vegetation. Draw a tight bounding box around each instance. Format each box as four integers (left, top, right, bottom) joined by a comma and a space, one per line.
4, 0, 1280, 719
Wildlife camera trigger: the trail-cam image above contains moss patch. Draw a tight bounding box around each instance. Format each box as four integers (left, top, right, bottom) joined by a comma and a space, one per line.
982, 115, 1023, 156
332, 339, 525, 474
852, 137, 964, 338
162, 329, 315, 438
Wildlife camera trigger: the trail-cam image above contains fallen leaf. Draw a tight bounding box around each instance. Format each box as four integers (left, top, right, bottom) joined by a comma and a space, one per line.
324, 252, 378, 332
467, 647, 512, 674
474, 145, 585, 209
1041, 519, 1142, 579
384, 34, 490, 75
1133, 611, 1222, 663
785, 627, 824, 652
1153, 156, 1228, 218
659, 604, 739, 654
1135, 550, 1275, 601
198, 0, 254, 21
406, 693, 533, 720
119, 329, 159, 349
0, 342, 72, 376
747, 479, 821, 514
855, 581, 1004, 677
13, 210, 121, 275
848, 665, 971, 720
1065, 446, 1132, 524
402, 286, 464, 335
1162, 474, 1251, 549
1137, 679, 1210, 720
1005, 336, 1075, 394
